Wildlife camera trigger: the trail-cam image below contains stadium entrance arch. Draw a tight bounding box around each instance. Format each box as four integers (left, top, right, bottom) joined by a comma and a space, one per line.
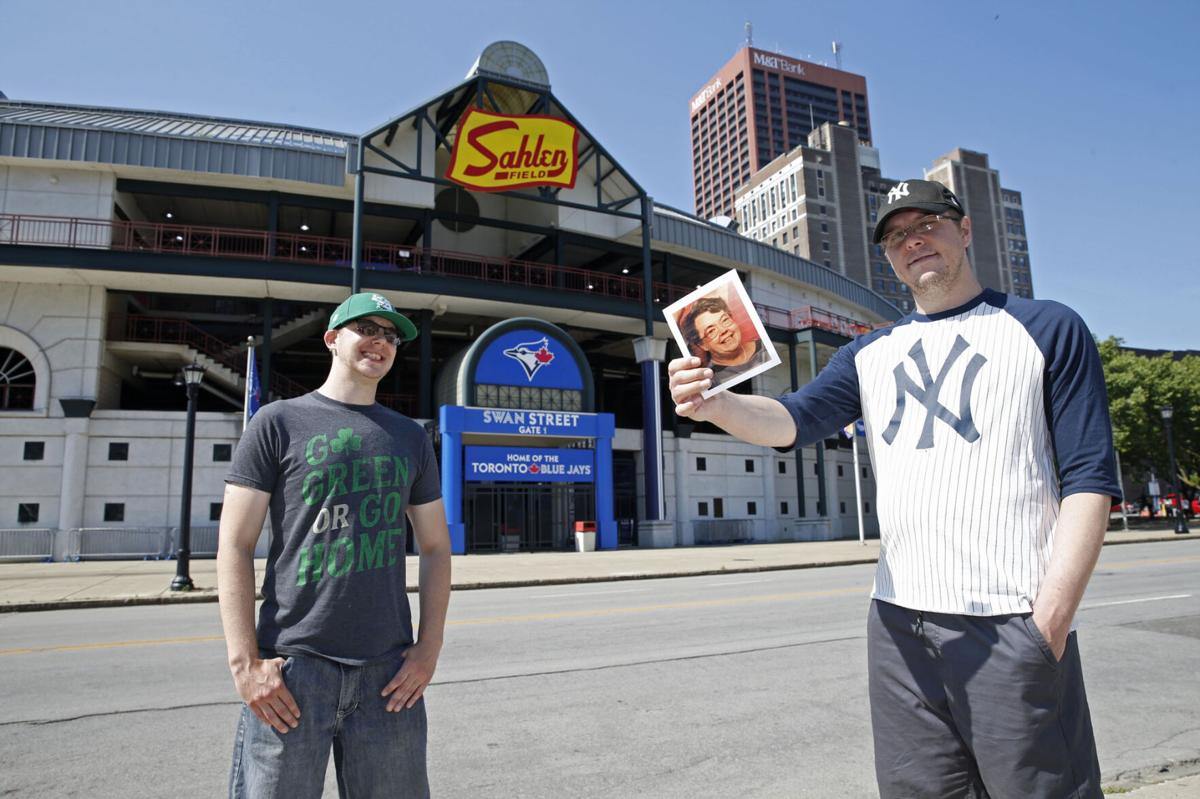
437, 318, 615, 553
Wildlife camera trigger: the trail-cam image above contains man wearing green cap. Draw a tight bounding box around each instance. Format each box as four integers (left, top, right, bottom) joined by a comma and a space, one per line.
217, 292, 450, 798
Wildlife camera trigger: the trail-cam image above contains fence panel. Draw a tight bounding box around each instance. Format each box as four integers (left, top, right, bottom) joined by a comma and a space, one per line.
0, 528, 54, 561
692, 519, 754, 545
71, 528, 171, 561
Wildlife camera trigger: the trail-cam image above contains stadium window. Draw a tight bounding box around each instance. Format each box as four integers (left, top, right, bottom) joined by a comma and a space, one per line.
840, 502, 847, 514
103, 503, 125, 522
696, 456, 707, 472
18, 503, 39, 523
713, 498, 724, 518
747, 501, 757, 515
23, 441, 44, 461
780, 501, 789, 515
838, 465, 844, 477
0, 347, 36, 409
778, 460, 787, 475
108, 442, 129, 461
213, 444, 232, 462
745, 459, 755, 473
698, 501, 709, 517
210, 503, 223, 522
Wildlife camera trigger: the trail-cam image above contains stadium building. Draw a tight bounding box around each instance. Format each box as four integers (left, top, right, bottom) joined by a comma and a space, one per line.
0, 42, 899, 562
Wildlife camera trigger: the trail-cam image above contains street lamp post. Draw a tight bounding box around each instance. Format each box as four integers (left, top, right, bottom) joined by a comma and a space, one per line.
1160, 405, 1190, 536
171, 362, 206, 591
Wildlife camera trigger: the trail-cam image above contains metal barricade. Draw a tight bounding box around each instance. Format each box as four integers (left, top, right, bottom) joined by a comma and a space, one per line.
166, 524, 271, 558
0, 528, 55, 561
70, 527, 172, 561
170, 526, 220, 558
692, 519, 755, 545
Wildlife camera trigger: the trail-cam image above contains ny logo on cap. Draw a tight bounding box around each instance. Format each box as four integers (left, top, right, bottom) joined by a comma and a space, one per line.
886, 182, 910, 205
371, 294, 394, 311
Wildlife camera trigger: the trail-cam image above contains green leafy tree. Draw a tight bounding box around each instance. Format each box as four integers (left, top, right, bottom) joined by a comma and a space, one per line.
1098, 337, 1199, 497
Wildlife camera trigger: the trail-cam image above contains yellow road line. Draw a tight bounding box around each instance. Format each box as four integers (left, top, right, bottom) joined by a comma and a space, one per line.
446, 585, 869, 626
0, 586, 868, 656
4, 553, 1194, 656
1101, 555, 1200, 570
0, 634, 224, 657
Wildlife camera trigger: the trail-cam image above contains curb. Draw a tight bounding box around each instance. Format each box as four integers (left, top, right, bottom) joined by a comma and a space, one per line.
0, 557, 884, 613
1, 534, 1192, 614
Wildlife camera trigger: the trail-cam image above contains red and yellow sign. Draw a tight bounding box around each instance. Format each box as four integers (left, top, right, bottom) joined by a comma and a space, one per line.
446, 108, 580, 192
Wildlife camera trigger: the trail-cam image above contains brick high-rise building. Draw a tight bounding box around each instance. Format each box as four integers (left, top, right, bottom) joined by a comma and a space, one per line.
689, 47, 871, 221
734, 125, 1034, 313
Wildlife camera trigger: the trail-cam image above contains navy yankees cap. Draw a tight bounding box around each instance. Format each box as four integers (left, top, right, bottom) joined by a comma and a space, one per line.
872, 180, 966, 243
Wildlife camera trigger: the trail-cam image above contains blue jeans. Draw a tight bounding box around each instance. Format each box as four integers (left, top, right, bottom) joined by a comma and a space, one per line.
229, 652, 429, 798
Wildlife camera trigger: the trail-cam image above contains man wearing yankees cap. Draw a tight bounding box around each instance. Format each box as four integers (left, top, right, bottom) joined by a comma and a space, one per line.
218, 292, 450, 798
669, 179, 1118, 796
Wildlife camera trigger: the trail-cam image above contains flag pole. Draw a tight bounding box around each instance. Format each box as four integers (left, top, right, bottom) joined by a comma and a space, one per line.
243, 337, 255, 432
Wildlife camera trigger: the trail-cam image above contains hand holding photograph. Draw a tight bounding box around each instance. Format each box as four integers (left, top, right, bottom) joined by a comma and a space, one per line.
663, 270, 781, 398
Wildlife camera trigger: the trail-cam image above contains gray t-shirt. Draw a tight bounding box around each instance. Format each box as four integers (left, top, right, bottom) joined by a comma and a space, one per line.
226, 391, 441, 664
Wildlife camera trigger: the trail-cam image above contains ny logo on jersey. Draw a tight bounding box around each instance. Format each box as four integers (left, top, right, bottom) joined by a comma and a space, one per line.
886, 182, 910, 204
882, 336, 987, 449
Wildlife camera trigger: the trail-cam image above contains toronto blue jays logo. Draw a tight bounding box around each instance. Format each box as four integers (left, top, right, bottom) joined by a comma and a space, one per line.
882, 336, 987, 450
502, 337, 556, 381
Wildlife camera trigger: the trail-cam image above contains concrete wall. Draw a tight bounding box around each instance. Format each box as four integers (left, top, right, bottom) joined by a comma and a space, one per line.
0, 165, 115, 220
0, 282, 107, 415
0, 409, 241, 532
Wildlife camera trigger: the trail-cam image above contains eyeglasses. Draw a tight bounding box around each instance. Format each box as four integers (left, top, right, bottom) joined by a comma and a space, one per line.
349, 320, 400, 345
880, 214, 958, 251
700, 313, 737, 343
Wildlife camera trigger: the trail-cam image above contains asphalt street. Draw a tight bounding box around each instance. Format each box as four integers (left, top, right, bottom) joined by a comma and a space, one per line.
1, 539, 1197, 798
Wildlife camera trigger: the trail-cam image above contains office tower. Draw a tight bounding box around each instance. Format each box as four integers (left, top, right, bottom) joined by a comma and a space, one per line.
690, 47, 871, 221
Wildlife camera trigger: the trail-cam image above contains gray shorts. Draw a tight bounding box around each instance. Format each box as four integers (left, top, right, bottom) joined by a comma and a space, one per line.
867, 599, 1101, 798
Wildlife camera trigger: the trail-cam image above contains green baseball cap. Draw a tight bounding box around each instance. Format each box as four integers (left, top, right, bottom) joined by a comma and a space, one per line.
328, 293, 418, 341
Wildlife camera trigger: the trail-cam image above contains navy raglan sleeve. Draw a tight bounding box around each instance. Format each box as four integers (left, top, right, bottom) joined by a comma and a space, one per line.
1012, 300, 1120, 500
776, 339, 863, 450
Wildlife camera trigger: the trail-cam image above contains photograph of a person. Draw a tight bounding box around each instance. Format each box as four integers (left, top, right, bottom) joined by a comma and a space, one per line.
663, 270, 780, 398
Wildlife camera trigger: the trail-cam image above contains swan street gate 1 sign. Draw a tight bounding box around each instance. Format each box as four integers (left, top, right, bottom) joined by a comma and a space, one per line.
440, 405, 615, 553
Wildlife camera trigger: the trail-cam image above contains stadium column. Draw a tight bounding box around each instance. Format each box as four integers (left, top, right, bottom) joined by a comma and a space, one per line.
636, 195, 666, 523
418, 309, 433, 419
56, 399, 95, 560
260, 298, 273, 399
788, 339, 806, 516
351, 170, 364, 294
674, 432, 692, 545
797, 330, 828, 516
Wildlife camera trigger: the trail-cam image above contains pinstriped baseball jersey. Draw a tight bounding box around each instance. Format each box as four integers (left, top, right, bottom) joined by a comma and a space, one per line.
779, 290, 1119, 616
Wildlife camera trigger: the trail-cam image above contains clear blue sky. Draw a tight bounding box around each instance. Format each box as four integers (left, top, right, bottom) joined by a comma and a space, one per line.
3, 0, 1196, 348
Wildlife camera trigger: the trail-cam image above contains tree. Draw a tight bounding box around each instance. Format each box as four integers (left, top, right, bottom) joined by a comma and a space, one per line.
1098, 337, 1199, 498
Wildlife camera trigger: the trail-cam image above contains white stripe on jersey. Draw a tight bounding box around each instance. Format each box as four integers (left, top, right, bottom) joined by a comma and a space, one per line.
858, 301, 1058, 615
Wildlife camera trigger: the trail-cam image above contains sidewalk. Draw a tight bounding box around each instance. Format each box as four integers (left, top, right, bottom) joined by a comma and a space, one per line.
1, 526, 1191, 613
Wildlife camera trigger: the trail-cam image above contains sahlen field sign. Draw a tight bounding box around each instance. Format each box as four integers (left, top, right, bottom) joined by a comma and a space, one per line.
446, 108, 579, 191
